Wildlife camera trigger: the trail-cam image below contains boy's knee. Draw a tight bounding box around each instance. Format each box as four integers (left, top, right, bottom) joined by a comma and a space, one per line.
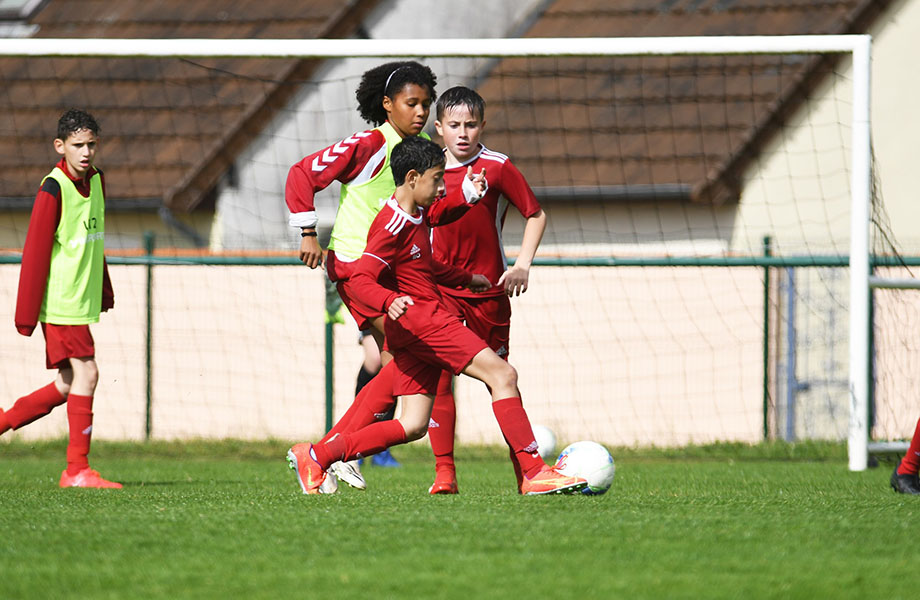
498, 362, 517, 389
72, 361, 100, 389
401, 419, 429, 441
84, 365, 100, 387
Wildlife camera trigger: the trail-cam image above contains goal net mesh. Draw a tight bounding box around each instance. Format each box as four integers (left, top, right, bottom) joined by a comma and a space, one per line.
0, 44, 903, 449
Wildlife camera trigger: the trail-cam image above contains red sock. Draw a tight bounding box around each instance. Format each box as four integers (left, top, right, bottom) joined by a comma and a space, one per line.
320, 361, 398, 444
65, 394, 93, 475
507, 441, 524, 492
491, 397, 544, 479
429, 371, 457, 475
898, 416, 920, 475
314, 420, 407, 469
2, 382, 67, 432
360, 360, 398, 421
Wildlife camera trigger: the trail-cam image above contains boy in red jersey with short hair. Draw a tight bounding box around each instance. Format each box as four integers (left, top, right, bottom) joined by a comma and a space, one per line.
0, 109, 121, 489
426, 86, 547, 494
286, 136, 585, 496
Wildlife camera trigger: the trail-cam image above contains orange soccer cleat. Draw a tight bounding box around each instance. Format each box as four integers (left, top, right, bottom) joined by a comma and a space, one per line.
59, 468, 122, 489
520, 465, 587, 496
286, 443, 327, 495
428, 471, 459, 495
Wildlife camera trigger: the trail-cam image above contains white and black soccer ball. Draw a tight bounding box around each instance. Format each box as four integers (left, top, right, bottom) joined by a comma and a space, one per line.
531, 425, 557, 461
555, 440, 615, 495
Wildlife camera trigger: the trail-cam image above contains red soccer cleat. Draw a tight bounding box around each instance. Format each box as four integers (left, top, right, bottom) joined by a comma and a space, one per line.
428, 471, 459, 495
59, 468, 122, 489
287, 443, 327, 495
520, 465, 586, 496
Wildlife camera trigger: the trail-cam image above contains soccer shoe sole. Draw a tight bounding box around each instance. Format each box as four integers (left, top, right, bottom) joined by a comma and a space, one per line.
329, 461, 366, 490
286, 447, 325, 495
523, 479, 588, 496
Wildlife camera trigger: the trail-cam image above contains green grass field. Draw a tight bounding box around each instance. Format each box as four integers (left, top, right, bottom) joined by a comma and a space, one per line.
1, 439, 917, 599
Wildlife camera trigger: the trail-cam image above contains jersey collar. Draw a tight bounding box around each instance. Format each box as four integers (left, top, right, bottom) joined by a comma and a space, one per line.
444, 144, 484, 170
386, 196, 423, 224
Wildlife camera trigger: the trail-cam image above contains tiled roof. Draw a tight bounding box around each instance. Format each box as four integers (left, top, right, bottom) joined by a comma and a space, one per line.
0, 0, 380, 210
473, 0, 891, 203
0, 0, 892, 211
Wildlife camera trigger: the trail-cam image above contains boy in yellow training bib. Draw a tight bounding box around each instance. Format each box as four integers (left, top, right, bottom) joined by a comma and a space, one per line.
1, 109, 121, 489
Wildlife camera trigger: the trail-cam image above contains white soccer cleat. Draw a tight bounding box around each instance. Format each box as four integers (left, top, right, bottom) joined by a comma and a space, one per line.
328, 460, 366, 490
319, 471, 339, 494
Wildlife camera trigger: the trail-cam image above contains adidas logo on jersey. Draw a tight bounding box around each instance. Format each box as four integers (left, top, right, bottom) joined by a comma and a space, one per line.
311, 131, 371, 172
409, 243, 422, 259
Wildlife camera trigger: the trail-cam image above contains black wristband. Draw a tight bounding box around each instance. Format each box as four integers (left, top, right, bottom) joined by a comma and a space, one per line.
301, 231, 317, 238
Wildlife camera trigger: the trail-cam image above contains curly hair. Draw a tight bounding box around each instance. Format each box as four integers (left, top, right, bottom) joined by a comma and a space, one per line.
57, 108, 100, 140
355, 61, 437, 126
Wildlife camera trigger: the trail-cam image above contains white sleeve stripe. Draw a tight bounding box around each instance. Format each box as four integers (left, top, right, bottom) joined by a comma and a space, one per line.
362, 252, 391, 268
480, 148, 509, 163
385, 211, 407, 235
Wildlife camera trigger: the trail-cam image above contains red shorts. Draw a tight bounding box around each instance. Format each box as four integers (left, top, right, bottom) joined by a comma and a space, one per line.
440, 293, 511, 359
41, 323, 95, 370
392, 317, 487, 396
326, 251, 384, 331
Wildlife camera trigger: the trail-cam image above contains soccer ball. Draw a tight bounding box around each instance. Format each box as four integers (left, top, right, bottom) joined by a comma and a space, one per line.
531, 425, 557, 460
555, 441, 615, 495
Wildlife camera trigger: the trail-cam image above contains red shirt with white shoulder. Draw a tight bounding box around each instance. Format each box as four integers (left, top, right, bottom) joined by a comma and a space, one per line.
284, 129, 386, 229
350, 197, 473, 349
431, 145, 541, 298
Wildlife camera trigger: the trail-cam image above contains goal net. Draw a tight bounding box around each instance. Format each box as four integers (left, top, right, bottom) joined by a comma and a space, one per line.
0, 36, 896, 469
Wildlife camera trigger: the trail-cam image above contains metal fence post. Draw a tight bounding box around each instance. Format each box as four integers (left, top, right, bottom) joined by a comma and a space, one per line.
144, 231, 155, 440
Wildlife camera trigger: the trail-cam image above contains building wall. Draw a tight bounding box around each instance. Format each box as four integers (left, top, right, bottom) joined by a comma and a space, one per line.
869, 0, 920, 251
731, 0, 920, 254
0, 204, 212, 252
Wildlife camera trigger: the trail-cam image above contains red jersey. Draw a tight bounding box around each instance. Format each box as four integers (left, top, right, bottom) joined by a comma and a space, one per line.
431, 145, 541, 298
15, 158, 113, 337
350, 197, 473, 350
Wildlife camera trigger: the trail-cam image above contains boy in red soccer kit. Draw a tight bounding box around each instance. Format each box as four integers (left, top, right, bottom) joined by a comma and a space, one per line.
286, 136, 586, 496
427, 86, 548, 494
0, 109, 121, 489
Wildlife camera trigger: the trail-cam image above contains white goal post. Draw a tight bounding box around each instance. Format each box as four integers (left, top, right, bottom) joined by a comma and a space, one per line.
0, 35, 879, 469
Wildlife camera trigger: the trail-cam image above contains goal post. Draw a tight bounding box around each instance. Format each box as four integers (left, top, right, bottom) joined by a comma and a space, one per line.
0, 36, 885, 467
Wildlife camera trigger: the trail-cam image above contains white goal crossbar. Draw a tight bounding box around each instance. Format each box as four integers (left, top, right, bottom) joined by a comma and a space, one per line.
0, 35, 875, 470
